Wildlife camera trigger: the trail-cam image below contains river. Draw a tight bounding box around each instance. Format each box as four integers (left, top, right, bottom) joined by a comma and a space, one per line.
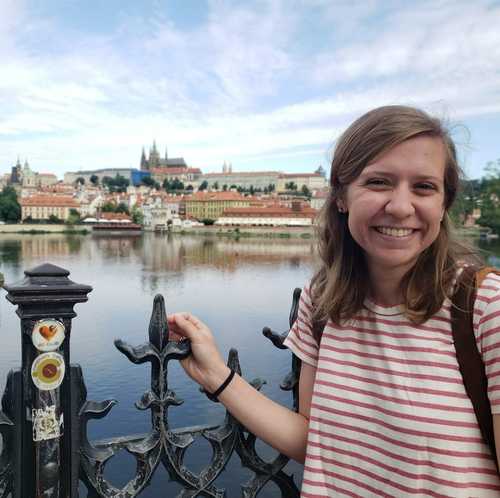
0, 232, 499, 496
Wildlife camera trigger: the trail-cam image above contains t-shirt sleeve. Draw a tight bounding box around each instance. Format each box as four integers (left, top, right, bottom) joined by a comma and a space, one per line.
283, 283, 320, 367
474, 272, 500, 414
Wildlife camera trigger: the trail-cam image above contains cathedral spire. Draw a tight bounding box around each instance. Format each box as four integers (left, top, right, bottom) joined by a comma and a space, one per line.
140, 147, 147, 171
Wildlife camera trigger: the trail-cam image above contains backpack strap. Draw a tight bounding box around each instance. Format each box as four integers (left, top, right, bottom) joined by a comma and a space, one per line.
451, 265, 500, 470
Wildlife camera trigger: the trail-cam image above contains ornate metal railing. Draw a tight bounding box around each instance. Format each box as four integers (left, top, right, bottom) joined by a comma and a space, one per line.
0, 263, 302, 497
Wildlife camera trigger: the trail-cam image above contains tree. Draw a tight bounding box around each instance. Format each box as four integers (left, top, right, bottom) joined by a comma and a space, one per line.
142, 176, 156, 187
199, 180, 208, 191
0, 186, 21, 223
116, 202, 130, 214
285, 181, 297, 191
301, 185, 312, 199
222, 184, 228, 191
267, 183, 275, 192
90, 174, 99, 186
213, 181, 219, 190
186, 185, 194, 191
101, 202, 116, 212
476, 159, 500, 234
162, 179, 170, 191
48, 214, 63, 224
449, 179, 479, 226
131, 206, 144, 225
76, 177, 85, 186
170, 178, 184, 191
102, 175, 129, 193
67, 208, 81, 225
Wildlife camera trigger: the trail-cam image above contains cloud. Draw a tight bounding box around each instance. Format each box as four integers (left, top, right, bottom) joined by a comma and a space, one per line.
0, 0, 499, 178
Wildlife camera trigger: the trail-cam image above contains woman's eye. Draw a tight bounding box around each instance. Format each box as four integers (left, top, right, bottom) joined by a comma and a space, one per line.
416, 183, 437, 191
366, 178, 389, 187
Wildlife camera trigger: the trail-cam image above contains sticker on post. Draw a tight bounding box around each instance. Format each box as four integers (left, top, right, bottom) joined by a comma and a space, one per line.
31, 352, 65, 391
32, 319, 65, 352
32, 405, 63, 441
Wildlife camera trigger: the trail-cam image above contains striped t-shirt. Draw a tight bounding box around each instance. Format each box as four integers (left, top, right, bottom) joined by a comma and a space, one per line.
284, 272, 500, 497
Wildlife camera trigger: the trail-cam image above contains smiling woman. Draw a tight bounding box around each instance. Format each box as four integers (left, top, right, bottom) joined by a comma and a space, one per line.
169, 105, 500, 497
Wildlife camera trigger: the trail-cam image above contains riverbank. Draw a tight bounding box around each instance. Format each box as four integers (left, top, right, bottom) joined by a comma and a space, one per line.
0, 223, 314, 238
174, 225, 315, 238
0, 223, 88, 234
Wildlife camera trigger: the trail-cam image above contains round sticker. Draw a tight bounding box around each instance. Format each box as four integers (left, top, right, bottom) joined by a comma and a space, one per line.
31, 352, 65, 391
32, 319, 65, 352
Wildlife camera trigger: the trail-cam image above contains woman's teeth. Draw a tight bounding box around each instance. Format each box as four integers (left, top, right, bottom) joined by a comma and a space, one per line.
376, 227, 414, 237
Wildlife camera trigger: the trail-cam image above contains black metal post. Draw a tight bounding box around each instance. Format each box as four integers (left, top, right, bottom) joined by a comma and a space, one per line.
3, 263, 92, 498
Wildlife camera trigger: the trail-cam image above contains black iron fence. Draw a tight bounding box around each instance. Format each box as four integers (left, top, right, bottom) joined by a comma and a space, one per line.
0, 263, 302, 497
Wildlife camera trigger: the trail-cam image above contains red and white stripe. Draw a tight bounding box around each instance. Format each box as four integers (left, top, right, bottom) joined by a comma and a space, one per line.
284, 273, 500, 497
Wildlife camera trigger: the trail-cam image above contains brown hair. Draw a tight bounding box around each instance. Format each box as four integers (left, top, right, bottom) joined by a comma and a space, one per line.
311, 105, 473, 342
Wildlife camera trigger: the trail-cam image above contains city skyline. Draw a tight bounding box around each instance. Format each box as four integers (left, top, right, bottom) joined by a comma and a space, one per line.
1, 0, 499, 180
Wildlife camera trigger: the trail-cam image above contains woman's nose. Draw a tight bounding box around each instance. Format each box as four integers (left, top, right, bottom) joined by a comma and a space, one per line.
384, 186, 415, 218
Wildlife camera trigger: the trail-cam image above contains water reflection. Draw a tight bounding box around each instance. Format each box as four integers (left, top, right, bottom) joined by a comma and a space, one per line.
0, 232, 499, 495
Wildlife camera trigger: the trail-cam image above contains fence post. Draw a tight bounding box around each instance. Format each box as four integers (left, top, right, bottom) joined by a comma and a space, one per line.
3, 263, 92, 498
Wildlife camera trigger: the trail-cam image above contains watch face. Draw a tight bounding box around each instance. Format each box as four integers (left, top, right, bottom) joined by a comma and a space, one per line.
31, 352, 65, 391
32, 319, 65, 352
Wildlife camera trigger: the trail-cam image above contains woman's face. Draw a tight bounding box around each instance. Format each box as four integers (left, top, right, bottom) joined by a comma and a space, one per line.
342, 135, 446, 277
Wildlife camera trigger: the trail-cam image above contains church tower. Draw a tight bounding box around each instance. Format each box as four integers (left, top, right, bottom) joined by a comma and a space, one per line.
140, 147, 148, 171
149, 140, 160, 169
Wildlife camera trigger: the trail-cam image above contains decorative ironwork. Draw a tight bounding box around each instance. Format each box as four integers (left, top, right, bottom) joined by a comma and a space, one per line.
1, 264, 303, 497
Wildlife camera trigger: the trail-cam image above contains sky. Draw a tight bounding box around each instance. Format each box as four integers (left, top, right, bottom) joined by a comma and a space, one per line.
0, 0, 499, 180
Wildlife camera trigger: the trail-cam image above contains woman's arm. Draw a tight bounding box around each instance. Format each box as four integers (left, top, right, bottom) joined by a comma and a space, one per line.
167, 312, 315, 463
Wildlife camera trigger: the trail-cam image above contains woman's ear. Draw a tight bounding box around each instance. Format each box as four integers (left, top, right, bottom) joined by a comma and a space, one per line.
336, 199, 347, 213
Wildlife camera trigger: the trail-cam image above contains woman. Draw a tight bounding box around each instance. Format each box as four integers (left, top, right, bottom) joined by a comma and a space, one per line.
168, 105, 500, 497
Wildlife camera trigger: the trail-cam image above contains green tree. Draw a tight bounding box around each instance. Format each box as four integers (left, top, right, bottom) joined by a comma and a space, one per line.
0, 186, 21, 223
162, 179, 170, 191
476, 159, 500, 234
142, 176, 156, 187
102, 175, 129, 193
101, 202, 116, 212
90, 174, 99, 186
449, 179, 479, 226
76, 177, 85, 185
48, 214, 63, 224
199, 180, 208, 191
213, 181, 219, 190
222, 184, 228, 191
66, 208, 81, 225
285, 181, 297, 191
170, 178, 184, 190
131, 206, 144, 225
301, 185, 312, 199
116, 202, 130, 214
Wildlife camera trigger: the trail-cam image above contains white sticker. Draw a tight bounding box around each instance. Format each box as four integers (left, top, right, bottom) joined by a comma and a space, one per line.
32, 319, 65, 352
32, 405, 63, 441
31, 352, 65, 391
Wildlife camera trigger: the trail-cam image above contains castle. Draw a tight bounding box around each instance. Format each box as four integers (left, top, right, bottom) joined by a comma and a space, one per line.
140, 142, 187, 171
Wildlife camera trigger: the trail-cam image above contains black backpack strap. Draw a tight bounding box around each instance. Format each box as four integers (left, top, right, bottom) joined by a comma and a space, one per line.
451, 266, 498, 469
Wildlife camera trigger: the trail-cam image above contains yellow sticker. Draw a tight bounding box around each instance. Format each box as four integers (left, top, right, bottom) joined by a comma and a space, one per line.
31, 352, 65, 391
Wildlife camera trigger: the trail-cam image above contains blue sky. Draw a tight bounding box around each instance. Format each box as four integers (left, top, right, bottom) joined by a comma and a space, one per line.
1, 0, 499, 179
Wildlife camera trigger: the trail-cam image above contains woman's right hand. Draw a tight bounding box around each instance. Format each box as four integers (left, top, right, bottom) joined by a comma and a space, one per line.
167, 313, 231, 393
